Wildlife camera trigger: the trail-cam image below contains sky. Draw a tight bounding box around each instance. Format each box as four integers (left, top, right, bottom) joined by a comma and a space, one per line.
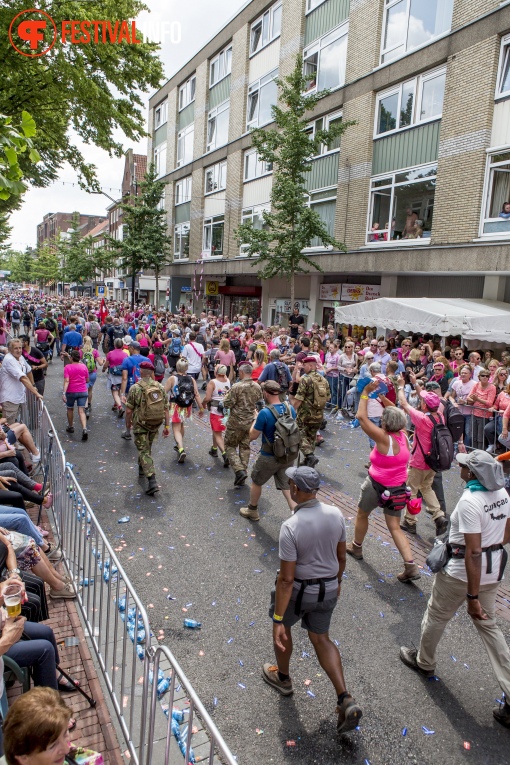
8, 0, 244, 250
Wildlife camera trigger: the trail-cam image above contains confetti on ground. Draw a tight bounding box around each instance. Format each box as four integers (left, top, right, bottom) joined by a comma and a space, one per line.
306, 690, 315, 698
286, 740, 296, 747
422, 726, 435, 735
464, 742, 471, 750
402, 727, 407, 736
255, 728, 264, 735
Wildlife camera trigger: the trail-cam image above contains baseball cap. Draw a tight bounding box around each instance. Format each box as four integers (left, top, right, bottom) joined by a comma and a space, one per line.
131, 341, 141, 351
419, 390, 441, 410
139, 360, 154, 371
123, 336, 132, 345
456, 449, 505, 491
285, 466, 321, 492
153, 341, 163, 348
261, 380, 282, 394
302, 355, 318, 364
390, 349, 399, 355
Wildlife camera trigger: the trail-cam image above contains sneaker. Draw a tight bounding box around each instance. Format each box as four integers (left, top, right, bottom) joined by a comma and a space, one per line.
117, 407, 124, 418
346, 542, 363, 561
81, 430, 88, 441
222, 451, 230, 468
493, 700, 510, 728
336, 694, 363, 733
49, 581, 77, 599
400, 518, 417, 535
486, 444, 496, 454
261, 663, 293, 696
42, 492, 53, 509
173, 444, 179, 452
31, 451, 41, 464
84, 407, 90, 419
45, 542, 62, 561
66, 426, 74, 434
435, 516, 448, 536
399, 646, 434, 678
316, 435, 325, 447
209, 446, 218, 457
121, 430, 132, 440
234, 470, 247, 487
177, 448, 186, 463
397, 562, 421, 582
240, 505, 260, 522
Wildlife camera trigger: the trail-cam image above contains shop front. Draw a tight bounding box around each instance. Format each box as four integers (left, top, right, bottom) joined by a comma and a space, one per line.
218, 285, 262, 321
319, 282, 380, 332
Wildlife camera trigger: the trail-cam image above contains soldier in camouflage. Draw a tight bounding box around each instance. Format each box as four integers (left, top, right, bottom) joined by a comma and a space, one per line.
125, 361, 170, 495
222, 363, 263, 486
294, 356, 330, 468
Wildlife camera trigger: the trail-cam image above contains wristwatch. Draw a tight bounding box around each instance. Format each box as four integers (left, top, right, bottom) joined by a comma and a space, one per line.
466, 593, 479, 600
7, 568, 20, 576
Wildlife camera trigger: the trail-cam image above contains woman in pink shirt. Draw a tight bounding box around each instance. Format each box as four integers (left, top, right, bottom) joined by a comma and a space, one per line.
485, 379, 510, 451
346, 379, 418, 581
103, 338, 126, 412
62, 350, 89, 440
215, 339, 236, 381
466, 369, 497, 449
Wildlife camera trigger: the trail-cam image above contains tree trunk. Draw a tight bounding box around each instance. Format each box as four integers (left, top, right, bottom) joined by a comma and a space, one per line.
290, 269, 295, 313
131, 263, 135, 310
155, 267, 159, 310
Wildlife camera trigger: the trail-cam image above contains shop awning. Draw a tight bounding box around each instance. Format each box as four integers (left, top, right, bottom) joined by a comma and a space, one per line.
335, 297, 510, 343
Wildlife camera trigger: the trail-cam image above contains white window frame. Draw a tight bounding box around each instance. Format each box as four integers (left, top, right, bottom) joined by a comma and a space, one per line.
247, 69, 278, 129
179, 75, 196, 111
249, 1, 282, 56
175, 177, 192, 205
204, 161, 227, 195
366, 162, 437, 246
210, 44, 233, 87
380, 0, 453, 66
479, 150, 510, 239
496, 33, 510, 100
374, 66, 446, 138
244, 149, 273, 181
306, 110, 343, 157
202, 215, 225, 257
303, 22, 349, 95
177, 124, 194, 168
174, 222, 190, 261
206, 100, 230, 152
306, 0, 327, 13
154, 99, 168, 129
239, 203, 270, 256
304, 188, 337, 250
154, 143, 167, 178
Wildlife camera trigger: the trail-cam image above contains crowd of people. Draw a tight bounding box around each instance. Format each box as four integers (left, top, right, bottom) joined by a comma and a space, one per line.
0, 291, 508, 742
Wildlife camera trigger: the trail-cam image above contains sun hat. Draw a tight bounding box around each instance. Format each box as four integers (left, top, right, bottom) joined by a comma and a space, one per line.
456, 450, 505, 491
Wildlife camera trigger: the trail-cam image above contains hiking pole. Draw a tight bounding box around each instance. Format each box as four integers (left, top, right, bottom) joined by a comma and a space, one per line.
37, 430, 54, 526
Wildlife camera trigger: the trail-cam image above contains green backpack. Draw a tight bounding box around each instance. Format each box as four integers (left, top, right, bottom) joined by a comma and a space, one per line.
83, 351, 96, 373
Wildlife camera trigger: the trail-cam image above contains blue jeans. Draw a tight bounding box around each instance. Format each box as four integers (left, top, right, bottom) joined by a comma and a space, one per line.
6, 621, 59, 689
87, 371, 97, 389
483, 415, 501, 448
0, 506, 43, 546
327, 376, 339, 407
463, 413, 472, 448
66, 391, 88, 408
368, 416, 382, 448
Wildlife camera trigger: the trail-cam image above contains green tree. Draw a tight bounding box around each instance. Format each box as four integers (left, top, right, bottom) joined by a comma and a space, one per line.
0, 111, 39, 203
8, 248, 33, 283
0, 0, 163, 225
32, 242, 61, 289
109, 163, 171, 308
235, 56, 355, 307
58, 212, 92, 288
83, 238, 118, 293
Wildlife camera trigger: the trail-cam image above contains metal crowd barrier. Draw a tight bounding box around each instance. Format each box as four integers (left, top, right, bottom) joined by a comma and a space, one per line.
456, 404, 502, 452
17, 395, 236, 765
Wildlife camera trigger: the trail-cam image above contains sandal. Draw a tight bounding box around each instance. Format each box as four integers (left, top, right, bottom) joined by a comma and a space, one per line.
58, 673, 79, 692
68, 717, 77, 732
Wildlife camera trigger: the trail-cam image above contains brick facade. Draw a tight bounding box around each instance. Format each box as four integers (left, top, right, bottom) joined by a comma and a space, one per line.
452, 0, 501, 29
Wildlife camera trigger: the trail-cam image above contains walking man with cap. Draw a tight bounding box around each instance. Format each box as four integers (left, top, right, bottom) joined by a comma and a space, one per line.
294, 356, 330, 468
400, 450, 510, 728
240, 380, 299, 520
125, 360, 170, 495
264, 466, 363, 732
222, 363, 263, 486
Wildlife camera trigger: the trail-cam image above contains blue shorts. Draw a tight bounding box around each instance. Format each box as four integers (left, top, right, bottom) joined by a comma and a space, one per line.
66, 392, 88, 409
87, 372, 97, 389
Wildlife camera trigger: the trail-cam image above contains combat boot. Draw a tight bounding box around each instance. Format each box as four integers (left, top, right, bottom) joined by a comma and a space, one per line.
303, 454, 319, 468
146, 475, 159, 495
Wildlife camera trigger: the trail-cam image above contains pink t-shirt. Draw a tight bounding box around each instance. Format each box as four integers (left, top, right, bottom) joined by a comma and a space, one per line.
215, 349, 236, 367
64, 362, 89, 393
107, 349, 126, 368
409, 407, 445, 471
137, 335, 150, 347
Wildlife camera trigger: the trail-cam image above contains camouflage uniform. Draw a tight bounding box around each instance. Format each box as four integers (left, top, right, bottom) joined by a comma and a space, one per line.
294, 371, 330, 456
222, 379, 263, 472
126, 379, 169, 477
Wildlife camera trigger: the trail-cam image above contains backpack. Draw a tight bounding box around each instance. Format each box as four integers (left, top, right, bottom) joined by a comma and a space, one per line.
267, 404, 301, 463
12, 309, 20, 321
442, 398, 465, 443
111, 326, 125, 343
153, 354, 165, 378
230, 338, 242, 362
134, 380, 166, 429
256, 342, 268, 363
82, 351, 96, 373
310, 373, 330, 412
174, 374, 194, 407
89, 322, 100, 339
170, 336, 182, 356
22, 312, 31, 323
274, 361, 289, 390
45, 317, 56, 333
415, 413, 454, 473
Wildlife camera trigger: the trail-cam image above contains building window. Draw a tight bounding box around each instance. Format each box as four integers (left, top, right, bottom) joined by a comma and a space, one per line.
239, 204, 270, 255
375, 66, 446, 137
203, 216, 224, 256
244, 149, 273, 181
154, 100, 168, 129
367, 163, 436, 244
207, 101, 230, 152
247, 69, 278, 128
303, 23, 349, 94
496, 34, 510, 100
481, 152, 510, 237
174, 222, 190, 260
205, 161, 227, 194
210, 44, 232, 87
250, 2, 282, 56
175, 177, 192, 205
381, 0, 453, 65
179, 75, 196, 110
306, 0, 327, 12
306, 190, 337, 248
305, 111, 343, 156
177, 124, 194, 168
154, 143, 167, 178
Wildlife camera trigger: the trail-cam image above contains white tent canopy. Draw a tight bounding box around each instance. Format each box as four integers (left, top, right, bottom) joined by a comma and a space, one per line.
335, 298, 510, 344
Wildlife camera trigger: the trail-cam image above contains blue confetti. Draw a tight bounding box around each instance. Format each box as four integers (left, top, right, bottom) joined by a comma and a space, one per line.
307, 690, 315, 698
422, 727, 435, 735
402, 727, 407, 736
227, 638, 234, 644
237, 683, 246, 689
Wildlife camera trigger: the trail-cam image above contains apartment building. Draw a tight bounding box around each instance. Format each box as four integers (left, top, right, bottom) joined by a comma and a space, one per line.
148, 0, 510, 326
36, 212, 106, 250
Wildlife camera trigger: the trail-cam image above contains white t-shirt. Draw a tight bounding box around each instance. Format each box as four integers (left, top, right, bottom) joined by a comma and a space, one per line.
0, 353, 30, 405
445, 486, 509, 584
181, 342, 204, 374
451, 378, 476, 414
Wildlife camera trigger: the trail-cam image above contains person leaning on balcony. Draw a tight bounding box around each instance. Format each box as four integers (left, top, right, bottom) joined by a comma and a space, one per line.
0, 340, 43, 424
498, 201, 510, 219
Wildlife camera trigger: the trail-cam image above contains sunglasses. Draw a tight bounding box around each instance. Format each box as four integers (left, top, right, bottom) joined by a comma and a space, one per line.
479, 374, 489, 378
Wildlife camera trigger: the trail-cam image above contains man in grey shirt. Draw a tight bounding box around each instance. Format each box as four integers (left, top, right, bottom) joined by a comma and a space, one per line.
263, 466, 363, 733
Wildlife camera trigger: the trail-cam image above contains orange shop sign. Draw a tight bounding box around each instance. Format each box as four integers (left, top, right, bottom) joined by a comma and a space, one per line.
341, 284, 381, 302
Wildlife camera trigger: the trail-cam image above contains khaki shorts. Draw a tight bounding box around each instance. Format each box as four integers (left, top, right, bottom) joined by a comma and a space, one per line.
251, 453, 295, 490
1, 401, 21, 425
358, 475, 402, 517
269, 588, 338, 635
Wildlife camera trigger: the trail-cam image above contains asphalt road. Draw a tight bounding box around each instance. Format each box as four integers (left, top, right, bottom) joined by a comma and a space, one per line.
42, 360, 510, 765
